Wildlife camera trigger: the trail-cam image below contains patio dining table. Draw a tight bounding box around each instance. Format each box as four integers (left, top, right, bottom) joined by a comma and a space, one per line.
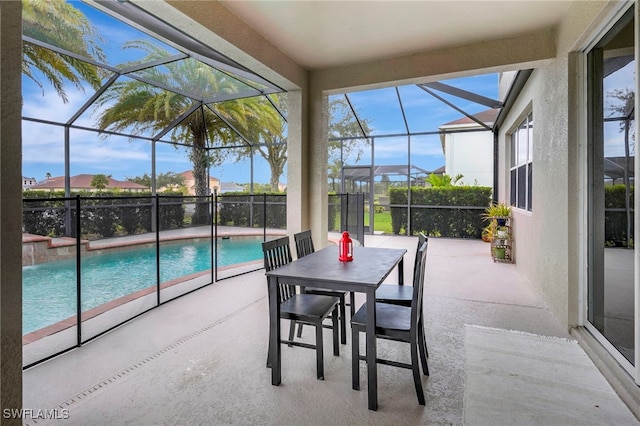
266, 244, 406, 411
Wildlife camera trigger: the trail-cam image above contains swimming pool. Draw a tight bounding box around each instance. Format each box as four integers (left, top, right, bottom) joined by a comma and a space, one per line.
22, 238, 263, 334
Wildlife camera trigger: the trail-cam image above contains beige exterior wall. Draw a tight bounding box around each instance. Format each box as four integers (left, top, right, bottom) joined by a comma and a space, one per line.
443, 129, 494, 187
496, 0, 623, 330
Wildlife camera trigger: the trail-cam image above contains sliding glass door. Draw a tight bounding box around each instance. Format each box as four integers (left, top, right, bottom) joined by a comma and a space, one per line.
586, 5, 636, 374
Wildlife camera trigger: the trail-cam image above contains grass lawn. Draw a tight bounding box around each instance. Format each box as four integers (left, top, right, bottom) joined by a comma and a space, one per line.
372, 211, 393, 234
334, 210, 395, 234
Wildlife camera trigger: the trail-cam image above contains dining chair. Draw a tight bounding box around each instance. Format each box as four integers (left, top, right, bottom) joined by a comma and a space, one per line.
351, 239, 429, 405
293, 230, 355, 344
375, 232, 429, 374
263, 236, 340, 380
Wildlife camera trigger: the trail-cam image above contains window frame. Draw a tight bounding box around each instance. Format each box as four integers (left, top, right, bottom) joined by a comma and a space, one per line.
509, 112, 533, 212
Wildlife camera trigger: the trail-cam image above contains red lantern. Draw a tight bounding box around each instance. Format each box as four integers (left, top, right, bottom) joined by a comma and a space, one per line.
338, 231, 353, 261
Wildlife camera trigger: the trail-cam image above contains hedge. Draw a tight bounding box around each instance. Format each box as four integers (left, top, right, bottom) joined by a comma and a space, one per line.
217, 192, 287, 229
22, 191, 186, 239
389, 186, 492, 238
605, 185, 634, 247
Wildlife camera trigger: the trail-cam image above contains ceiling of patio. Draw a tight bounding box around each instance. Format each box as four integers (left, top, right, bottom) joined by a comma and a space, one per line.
218, 1, 573, 70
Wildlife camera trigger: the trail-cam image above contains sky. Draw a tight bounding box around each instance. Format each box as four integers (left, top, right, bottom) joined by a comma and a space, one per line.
21, 1, 501, 186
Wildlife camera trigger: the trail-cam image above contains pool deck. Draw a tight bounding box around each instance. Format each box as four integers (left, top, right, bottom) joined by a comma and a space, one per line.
22, 233, 640, 425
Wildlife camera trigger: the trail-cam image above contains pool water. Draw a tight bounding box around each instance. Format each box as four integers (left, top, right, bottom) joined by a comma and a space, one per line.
22, 238, 263, 334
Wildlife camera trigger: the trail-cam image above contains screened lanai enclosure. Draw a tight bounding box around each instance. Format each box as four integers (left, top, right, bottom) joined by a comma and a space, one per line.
20, 0, 506, 367
21, 0, 291, 368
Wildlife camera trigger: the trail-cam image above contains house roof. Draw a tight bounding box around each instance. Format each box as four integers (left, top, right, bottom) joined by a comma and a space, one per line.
220, 182, 244, 192
440, 108, 500, 128
180, 171, 219, 182
28, 174, 147, 190
342, 165, 431, 182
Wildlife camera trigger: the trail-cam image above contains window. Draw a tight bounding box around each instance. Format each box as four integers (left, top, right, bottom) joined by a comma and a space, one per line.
509, 113, 533, 211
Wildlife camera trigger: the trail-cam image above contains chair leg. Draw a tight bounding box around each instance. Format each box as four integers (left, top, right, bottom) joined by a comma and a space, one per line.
288, 320, 296, 347
332, 307, 340, 356
411, 333, 426, 405
315, 321, 325, 380
296, 322, 304, 338
266, 344, 271, 369
418, 312, 429, 376
420, 309, 429, 358
266, 319, 276, 368
339, 296, 347, 345
351, 325, 360, 391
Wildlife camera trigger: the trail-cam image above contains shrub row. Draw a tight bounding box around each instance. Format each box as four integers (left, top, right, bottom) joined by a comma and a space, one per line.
389, 186, 492, 238
605, 185, 634, 247
22, 191, 186, 239
217, 192, 287, 229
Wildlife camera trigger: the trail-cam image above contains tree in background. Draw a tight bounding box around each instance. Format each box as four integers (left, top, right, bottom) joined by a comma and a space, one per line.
22, 0, 106, 102
426, 173, 464, 187
95, 41, 277, 224
327, 97, 372, 191
90, 174, 110, 190
126, 172, 186, 191
607, 87, 635, 153
234, 94, 286, 192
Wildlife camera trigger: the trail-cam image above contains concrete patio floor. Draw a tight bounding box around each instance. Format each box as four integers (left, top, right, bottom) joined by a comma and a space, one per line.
22, 235, 639, 425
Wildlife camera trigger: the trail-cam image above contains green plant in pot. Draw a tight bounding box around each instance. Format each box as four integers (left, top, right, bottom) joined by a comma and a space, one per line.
494, 245, 507, 259
483, 202, 512, 226
496, 226, 509, 239
481, 225, 493, 242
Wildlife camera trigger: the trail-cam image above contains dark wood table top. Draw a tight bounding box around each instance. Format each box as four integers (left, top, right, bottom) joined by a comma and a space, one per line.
266, 245, 406, 289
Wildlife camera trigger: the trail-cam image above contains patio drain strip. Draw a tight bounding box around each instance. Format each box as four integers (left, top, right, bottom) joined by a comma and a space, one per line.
33, 296, 266, 423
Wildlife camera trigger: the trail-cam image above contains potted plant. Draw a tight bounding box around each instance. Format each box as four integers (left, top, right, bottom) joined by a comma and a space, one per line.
483, 202, 512, 226
496, 226, 509, 239
481, 225, 493, 242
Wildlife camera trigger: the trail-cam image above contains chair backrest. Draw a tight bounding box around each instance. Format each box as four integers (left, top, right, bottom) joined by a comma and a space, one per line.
293, 230, 315, 259
411, 239, 429, 329
262, 236, 295, 303
413, 233, 428, 271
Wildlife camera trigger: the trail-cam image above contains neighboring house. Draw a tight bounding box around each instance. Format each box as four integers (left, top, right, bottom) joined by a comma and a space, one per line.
22, 176, 37, 190
439, 108, 498, 187
178, 171, 221, 196
27, 174, 148, 192
219, 182, 245, 193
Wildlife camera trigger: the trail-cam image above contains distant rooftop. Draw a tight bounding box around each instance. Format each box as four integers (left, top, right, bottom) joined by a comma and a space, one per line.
28, 174, 148, 191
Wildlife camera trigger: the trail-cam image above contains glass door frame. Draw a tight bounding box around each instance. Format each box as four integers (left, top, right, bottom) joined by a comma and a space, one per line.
580, 1, 639, 384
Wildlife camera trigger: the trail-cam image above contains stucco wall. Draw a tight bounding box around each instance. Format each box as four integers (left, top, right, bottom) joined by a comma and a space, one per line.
498, 0, 621, 330
500, 65, 570, 329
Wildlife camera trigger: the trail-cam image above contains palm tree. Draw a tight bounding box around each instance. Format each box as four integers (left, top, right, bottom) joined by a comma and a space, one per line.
22, 0, 106, 102
95, 40, 275, 224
